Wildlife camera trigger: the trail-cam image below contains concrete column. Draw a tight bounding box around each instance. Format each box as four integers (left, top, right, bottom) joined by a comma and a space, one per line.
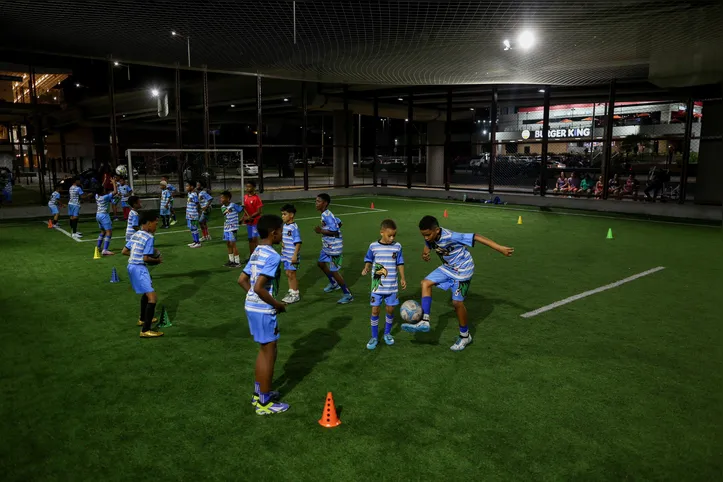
694, 98, 723, 205
333, 110, 353, 186
426, 121, 445, 186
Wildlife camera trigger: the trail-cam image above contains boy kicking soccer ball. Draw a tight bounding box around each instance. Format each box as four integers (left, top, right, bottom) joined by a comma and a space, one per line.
362, 219, 406, 350
280, 204, 302, 304
313, 193, 353, 304
122, 211, 164, 338
237, 214, 289, 415
401, 215, 514, 351
185, 181, 202, 248
220, 190, 244, 267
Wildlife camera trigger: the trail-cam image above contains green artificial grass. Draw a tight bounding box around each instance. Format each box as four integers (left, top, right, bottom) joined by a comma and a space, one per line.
1, 196, 721, 481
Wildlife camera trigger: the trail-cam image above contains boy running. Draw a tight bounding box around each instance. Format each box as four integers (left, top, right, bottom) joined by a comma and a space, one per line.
118, 178, 133, 220
241, 181, 263, 257
280, 204, 302, 304
68, 178, 85, 239
125, 196, 142, 242
313, 193, 353, 304
362, 219, 406, 350
122, 211, 164, 338
237, 214, 289, 415
159, 181, 172, 228
197, 181, 213, 241
220, 190, 244, 267
48, 184, 64, 227
95, 179, 118, 256
185, 181, 202, 248
401, 215, 514, 351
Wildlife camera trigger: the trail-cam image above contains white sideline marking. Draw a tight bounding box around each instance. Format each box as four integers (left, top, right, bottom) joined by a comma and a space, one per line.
39, 222, 82, 242
520, 266, 666, 318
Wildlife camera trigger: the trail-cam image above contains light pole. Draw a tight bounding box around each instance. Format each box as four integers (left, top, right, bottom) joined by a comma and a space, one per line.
171, 31, 191, 67
113, 60, 131, 80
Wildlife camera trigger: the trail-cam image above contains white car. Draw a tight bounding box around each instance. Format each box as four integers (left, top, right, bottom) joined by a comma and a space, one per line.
237, 164, 258, 176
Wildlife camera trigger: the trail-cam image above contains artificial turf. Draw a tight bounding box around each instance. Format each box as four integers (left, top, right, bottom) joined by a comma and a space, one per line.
1, 195, 721, 481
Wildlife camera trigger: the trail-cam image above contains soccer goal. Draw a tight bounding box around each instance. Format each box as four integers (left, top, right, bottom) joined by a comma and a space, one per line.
124, 149, 245, 200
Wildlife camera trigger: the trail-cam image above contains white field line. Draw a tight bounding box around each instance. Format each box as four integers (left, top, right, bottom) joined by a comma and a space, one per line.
39, 222, 82, 242
520, 266, 666, 318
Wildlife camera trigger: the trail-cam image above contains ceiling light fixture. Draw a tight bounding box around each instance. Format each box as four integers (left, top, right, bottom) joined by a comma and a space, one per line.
518, 31, 535, 50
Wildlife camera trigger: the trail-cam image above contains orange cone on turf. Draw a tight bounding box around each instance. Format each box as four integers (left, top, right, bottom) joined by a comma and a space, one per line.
47, 219, 53, 228
318, 392, 341, 428
370, 202, 375, 209
443, 209, 448, 218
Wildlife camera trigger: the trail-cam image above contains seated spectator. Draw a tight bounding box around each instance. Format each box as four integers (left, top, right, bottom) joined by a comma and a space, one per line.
552, 171, 567, 194
594, 175, 605, 199
533, 177, 541, 195
644, 167, 664, 202
579, 174, 593, 196
566, 172, 581, 194
608, 174, 621, 198
622, 173, 640, 200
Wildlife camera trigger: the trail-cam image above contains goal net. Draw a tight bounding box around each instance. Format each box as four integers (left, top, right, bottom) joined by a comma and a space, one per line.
124, 149, 245, 207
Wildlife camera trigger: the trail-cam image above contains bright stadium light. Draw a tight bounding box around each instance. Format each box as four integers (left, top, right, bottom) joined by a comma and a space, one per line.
171, 31, 177, 36
518, 31, 535, 50
538, 89, 545, 93
503, 39, 511, 50
230, 104, 235, 108
283, 98, 289, 102
151, 88, 160, 97
114, 61, 119, 66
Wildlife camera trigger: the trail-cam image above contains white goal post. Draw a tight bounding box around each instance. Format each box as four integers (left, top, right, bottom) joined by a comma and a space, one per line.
124, 148, 245, 196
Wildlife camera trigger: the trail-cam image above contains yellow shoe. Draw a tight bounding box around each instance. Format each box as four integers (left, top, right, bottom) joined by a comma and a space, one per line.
137, 317, 158, 326
139, 330, 164, 338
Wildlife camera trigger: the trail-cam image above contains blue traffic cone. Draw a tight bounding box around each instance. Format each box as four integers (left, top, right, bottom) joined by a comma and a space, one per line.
110, 267, 120, 283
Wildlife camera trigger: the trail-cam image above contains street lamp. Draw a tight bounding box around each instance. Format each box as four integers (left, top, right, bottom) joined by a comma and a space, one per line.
151, 88, 160, 97
171, 30, 191, 67
113, 60, 131, 80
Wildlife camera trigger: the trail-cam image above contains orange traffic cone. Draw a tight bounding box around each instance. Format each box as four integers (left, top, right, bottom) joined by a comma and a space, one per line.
318, 392, 341, 428
370, 202, 375, 209
47, 219, 53, 228
443, 209, 448, 218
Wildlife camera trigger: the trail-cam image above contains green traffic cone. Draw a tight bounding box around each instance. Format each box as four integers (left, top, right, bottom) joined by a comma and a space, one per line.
606, 228, 614, 239
156, 306, 172, 328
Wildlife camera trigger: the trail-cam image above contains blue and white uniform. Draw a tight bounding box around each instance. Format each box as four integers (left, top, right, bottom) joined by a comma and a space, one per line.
186, 191, 199, 228
198, 190, 213, 223
48, 191, 61, 215
221, 202, 243, 242
95, 192, 115, 231
118, 184, 133, 208
243, 245, 282, 344
318, 209, 343, 272
281, 222, 302, 271
160, 188, 172, 216
125, 230, 156, 294
68, 185, 83, 217
364, 240, 404, 306
125, 209, 140, 242
424, 229, 475, 301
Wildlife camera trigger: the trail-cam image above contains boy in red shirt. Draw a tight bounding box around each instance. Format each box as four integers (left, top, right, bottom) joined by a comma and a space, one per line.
241, 180, 263, 257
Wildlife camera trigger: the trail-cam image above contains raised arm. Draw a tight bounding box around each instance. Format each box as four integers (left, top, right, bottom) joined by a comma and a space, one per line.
473, 233, 514, 257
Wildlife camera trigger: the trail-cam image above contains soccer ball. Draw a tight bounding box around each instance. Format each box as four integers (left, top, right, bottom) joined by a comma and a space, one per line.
400, 300, 422, 322
115, 165, 128, 177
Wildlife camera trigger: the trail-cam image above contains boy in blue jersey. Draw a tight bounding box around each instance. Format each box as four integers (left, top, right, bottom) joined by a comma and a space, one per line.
118, 178, 133, 220
220, 190, 243, 267
159, 181, 172, 228
67, 178, 86, 239
161, 176, 178, 225
197, 181, 213, 241
401, 215, 514, 351
237, 214, 289, 415
313, 193, 353, 304
280, 204, 302, 304
47, 184, 64, 228
362, 219, 406, 350
185, 181, 202, 248
95, 179, 118, 256
122, 211, 164, 338
125, 196, 142, 243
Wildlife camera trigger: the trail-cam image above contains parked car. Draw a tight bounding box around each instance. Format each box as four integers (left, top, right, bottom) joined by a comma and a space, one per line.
237, 163, 258, 176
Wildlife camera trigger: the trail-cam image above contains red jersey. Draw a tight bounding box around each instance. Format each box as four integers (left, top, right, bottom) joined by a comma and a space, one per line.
243, 194, 263, 226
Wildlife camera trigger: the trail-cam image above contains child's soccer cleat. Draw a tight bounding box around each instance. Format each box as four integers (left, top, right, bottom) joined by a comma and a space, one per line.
137, 317, 158, 326
337, 293, 354, 304
189, 243, 202, 248
450, 334, 473, 351
366, 337, 378, 350
251, 390, 280, 406
101, 250, 115, 256
281, 291, 300, 304
323, 282, 340, 293
255, 400, 289, 416
187, 242, 196, 247
223, 261, 234, 267
401, 320, 431, 333
383, 333, 395, 345
170, 219, 177, 226
139, 330, 164, 338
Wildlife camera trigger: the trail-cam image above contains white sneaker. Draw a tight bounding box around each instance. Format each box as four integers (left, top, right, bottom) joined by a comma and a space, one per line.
282, 292, 300, 304
450, 334, 473, 352
101, 250, 115, 256
187, 242, 196, 247
72, 233, 81, 239
189, 243, 202, 249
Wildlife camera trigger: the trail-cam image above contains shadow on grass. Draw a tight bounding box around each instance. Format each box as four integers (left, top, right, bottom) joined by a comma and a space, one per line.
406, 293, 498, 345
274, 315, 352, 397
158, 270, 212, 321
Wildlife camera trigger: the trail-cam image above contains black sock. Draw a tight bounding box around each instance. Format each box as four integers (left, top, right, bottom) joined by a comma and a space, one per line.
143, 302, 156, 332
70, 219, 77, 233
140, 294, 148, 321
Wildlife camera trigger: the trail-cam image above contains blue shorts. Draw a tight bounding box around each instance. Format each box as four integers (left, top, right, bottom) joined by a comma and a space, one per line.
160, 207, 170, 216
49, 205, 59, 215
283, 259, 300, 271
318, 250, 343, 272
199, 211, 210, 223
425, 267, 471, 301
96, 213, 112, 231
187, 219, 199, 230
246, 311, 279, 344
68, 205, 80, 217
128, 264, 154, 294
246, 225, 259, 239
223, 230, 237, 242
370, 292, 399, 307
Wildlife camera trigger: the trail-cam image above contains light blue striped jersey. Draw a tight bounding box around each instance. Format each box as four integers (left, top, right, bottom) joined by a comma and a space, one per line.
125, 230, 155, 265
96, 193, 114, 214
198, 190, 213, 209
364, 241, 404, 295
426, 229, 475, 281
242, 245, 281, 314
126, 209, 140, 241
320, 209, 343, 255
48, 191, 61, 207
160, 188, 172, 209
118, 184, 132, 203
68, 185, 83, 206
186, 192, 199, 219
221, 202, 243, 232
281, 222, 302, 262
166, 183, 176, 193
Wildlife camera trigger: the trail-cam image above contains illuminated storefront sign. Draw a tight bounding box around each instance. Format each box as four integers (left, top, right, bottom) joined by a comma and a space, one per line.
533, 127, 590, 139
